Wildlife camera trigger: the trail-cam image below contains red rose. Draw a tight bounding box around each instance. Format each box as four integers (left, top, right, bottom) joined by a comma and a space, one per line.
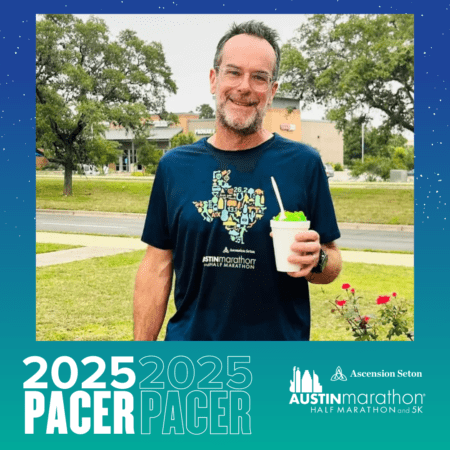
392, 292, 397, 297
336, 300, 347, 306
351, 288, 355, 294
377, 295, 391, 305
342, 283, 351, 290
363, 316, 370, 322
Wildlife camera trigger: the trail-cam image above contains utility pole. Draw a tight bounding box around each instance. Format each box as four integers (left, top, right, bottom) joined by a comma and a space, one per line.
361, 123, 365, 163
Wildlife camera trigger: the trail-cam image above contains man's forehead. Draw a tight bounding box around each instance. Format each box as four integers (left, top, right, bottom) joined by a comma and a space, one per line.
221, 33, 276, 66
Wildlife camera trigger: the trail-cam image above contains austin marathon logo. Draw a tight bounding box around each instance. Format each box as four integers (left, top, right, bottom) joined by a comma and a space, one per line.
288, 366, 424, 414
289, 366, 323, 393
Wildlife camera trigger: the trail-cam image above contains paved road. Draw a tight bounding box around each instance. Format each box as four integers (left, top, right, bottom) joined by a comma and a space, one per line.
36, 211, 414, 252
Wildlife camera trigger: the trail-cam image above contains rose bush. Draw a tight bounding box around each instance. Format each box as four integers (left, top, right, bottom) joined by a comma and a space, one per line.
329, 284, 413, 341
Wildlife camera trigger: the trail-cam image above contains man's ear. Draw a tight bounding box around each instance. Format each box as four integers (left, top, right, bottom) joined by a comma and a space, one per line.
269, 81, 279, 106
210, 68, 217, 95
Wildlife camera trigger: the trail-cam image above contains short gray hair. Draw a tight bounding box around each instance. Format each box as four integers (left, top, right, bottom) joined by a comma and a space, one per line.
213, 21, 281, 81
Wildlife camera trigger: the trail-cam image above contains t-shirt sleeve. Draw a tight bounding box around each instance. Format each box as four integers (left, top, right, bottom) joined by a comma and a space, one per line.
141, 161, 173, 249
307, 156, 341, 244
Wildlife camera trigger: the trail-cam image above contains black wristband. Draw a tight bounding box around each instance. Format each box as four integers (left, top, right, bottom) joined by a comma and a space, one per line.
311, 248, 328, 274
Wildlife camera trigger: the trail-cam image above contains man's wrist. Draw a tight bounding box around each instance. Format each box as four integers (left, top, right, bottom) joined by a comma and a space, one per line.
311, 248, 328, 274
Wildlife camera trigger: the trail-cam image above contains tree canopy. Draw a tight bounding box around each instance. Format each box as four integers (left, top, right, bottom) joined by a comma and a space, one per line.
135, 137, 162, 174
280, 14, 414, 133
196, 104, 215, 119
170, 132, 197, 148
343, 118, 413, 180
343, 117, 408, 164
36, 14, 177, 194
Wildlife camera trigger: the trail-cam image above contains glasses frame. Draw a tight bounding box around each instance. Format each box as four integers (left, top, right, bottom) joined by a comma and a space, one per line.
215, 66, 274, 93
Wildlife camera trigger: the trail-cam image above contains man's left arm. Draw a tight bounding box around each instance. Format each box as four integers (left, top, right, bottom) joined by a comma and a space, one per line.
287, 231, 342, 284
305, 241, 341, 284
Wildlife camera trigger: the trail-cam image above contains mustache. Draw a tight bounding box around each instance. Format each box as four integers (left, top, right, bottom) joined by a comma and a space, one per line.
227, 97, 258, 107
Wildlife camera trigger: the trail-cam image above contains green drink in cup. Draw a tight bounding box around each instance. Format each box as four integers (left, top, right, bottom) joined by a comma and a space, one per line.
270, 211, 310, 272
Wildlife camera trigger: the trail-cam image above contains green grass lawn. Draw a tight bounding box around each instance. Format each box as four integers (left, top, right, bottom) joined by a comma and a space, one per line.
331, 187, 414, 225
36, 251, 413, 342
36, 243, 83, 254
310, 262, 413, 341
36, 179, 153, 213
36, 178, 413, 224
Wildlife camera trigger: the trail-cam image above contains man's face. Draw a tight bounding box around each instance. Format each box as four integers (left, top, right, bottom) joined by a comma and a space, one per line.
210, 34, 278, 136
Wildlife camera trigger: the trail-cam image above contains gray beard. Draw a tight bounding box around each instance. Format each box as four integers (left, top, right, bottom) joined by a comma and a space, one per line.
216, 100, 264, 137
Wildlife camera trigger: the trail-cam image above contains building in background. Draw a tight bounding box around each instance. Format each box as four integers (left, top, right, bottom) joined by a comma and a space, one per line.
263, 95, 302, 143
301, 120, 344, 165
104, 123, 182, 172
183, 95, 343, 166
37, 98, 343, 172
188, 118, 216, 138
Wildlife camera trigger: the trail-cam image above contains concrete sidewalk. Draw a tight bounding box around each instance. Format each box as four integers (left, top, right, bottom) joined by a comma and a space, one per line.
36, 232, 414, 268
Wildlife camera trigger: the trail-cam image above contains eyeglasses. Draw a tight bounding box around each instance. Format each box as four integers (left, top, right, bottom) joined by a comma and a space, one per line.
216, 66, 274, 93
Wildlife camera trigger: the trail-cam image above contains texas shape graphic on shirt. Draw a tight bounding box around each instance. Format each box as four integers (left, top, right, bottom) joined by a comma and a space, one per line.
193, 170, 266, 244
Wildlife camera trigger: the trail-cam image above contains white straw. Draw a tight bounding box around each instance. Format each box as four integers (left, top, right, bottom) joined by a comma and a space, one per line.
271, 176, 286, 221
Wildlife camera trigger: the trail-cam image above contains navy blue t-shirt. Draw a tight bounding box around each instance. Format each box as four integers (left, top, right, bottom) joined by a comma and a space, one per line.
141, 133, 340, 341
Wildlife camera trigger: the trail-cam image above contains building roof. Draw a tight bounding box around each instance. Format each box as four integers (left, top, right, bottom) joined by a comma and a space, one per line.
301, 119, 334, 124
274, 93, 300, 100
104, 127, 183, 141
189, 118, 216, 123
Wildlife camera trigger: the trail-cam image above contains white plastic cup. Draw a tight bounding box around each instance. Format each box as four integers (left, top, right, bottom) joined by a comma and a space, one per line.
270, 220, 311, 272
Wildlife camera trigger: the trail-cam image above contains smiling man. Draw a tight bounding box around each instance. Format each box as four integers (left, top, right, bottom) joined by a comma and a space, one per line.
134, 21, 342, 341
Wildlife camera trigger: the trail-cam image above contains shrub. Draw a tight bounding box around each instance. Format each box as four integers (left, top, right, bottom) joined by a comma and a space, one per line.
350, 156, 395, 181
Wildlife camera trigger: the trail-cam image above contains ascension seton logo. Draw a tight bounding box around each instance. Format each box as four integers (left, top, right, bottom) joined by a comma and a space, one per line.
331, 366, 347, 382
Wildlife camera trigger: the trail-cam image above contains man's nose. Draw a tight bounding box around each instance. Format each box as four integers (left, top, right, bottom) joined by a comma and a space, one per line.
237, 73, 252, 91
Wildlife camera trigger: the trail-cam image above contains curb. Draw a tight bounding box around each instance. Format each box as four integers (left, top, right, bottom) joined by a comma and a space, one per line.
37, 209, 414, 233
337, 222, 414, 232
37, 209, 146, 219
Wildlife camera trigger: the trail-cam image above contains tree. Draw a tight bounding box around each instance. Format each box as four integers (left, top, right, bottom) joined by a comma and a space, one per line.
157, 111, 180, 125
135, 136, 162, 174
350, 152, 412, 181
280, 14, 414, 133
343, 117, 407, 164
36, 14, 177, 195
170, 132, 197, 148
196, 104, 215, 119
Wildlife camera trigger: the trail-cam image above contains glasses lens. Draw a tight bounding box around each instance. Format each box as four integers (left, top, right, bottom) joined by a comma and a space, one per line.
219, 68, 271, 92
251, 75, 270, 92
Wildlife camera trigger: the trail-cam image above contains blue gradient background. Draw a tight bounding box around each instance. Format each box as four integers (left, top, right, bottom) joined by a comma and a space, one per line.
1, 0, 448, 448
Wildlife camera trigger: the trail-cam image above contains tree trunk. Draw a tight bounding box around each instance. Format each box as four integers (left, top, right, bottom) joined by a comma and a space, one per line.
64, 164, 73, 196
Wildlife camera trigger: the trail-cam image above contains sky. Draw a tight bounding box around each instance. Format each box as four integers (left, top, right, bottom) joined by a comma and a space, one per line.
77, 14, 325, 117
74, 14, 413, 140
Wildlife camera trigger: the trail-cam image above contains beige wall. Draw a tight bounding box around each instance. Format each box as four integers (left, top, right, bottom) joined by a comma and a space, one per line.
300, 121, 343, 165
263, 107, 302, 142
175, 114, 199, 134
178, 108, 343, 166
149, 114, 199, 134
188, 119, 216, 138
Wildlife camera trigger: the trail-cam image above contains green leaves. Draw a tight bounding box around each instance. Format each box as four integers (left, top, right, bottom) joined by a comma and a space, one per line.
170, 132, 197, 149
196, 104, 215, 119
36, 14, 177, 194
328, 286, 412, 341
280, 14, 414, 132
135, 138, 162, 174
